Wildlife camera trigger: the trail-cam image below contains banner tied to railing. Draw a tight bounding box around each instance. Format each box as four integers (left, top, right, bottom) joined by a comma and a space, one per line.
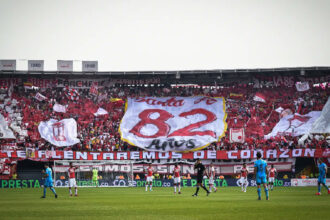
119, 97, 227, 152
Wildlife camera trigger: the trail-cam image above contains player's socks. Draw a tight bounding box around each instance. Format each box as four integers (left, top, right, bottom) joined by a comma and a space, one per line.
145, 185, 148, 191
257, 188, 261, 199
69, 189, 72, 195
265, 188, 269, 200
43, 187, 46, 197
195, 186, 200, 195
75, 188, 78, 195
150, 184, 152, 191
178, 185, 181, 193
201, 185, 208, 192
318, 185, 321, 193
174, 186, 177, 193
209, 186, 212, 192
322, 183, 329, 191
50, 187, 57, 196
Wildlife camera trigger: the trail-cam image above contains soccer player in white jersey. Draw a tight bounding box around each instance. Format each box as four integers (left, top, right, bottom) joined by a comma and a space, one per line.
268, 165, 277, 191
145, 164, 154, 192
68, 162, 78, 196
208, 163, 217, 193
173, 164, 181, 194
239, 163, 249, 192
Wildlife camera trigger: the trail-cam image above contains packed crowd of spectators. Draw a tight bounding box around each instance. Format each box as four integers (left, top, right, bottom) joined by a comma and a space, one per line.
0, 81, 329, 152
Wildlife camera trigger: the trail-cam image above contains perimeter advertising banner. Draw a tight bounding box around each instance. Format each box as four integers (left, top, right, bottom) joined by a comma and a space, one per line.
0, 178, 291, 188
119, 97, 227, 152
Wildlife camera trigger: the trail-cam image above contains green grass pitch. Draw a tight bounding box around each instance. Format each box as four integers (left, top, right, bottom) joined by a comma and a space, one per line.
0, 187, 329, 220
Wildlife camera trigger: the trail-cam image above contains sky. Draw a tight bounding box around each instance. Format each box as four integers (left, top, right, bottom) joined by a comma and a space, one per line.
0, 0, 329, 71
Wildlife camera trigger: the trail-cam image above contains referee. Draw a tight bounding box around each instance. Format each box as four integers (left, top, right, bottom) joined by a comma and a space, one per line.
192, 159, 210, 196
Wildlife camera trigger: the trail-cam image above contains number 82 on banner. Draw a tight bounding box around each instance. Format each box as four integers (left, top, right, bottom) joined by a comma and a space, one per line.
119, 97, 227, 152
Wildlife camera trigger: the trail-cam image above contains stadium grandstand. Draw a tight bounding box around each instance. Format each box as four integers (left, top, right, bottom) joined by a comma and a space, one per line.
0, 66, 329, 184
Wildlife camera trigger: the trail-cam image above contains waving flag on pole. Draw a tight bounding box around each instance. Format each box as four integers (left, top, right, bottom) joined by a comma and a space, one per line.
34, 92, 47, 101
253, 93, 266, 103
38, 118, 80, 147
265, 111, 321, 139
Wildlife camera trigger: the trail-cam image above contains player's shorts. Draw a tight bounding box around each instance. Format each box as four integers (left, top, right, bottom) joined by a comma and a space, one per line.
174, 177, 181, 184
268, 177, 275, 183
69, 178, 77, 187
197, 176, 203, 184
44, 179, 53, 187
239, 177, 248, 185
92, 177, 98, 182
256, 175, 267, 185
209, 177, 214, 185
146, 176, 153, 182
318, 176, 326, 185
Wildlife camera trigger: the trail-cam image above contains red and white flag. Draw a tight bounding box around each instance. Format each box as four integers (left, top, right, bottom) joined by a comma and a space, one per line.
53, 104, 66, 113
295, 82, 310, 92
265, 111, 321, 139
38, 118, 80, 147
64, 87, 79, 101
34, 92, 47, 101
229, 128, 245, 143
253, 93, 266, 103
90, 85, 98, 96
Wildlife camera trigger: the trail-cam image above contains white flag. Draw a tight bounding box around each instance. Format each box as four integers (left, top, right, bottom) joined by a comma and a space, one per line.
229, 128, 245, 143
34, 92, 47, 101
265, 111, 321, 139
93, 107, 108, 116
275, 107, 284, 113
119, 97, 227, 152
295, 82, 310, 92
53, 104, 66, 113
38, 118, 80, 147
0, 114, 15, 139
310, 97, 330, 134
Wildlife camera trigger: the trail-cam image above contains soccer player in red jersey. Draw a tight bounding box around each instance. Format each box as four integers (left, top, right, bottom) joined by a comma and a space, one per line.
173, 164, 181, 194
239, 163, 248, 192
268, 165, 277, 191
145, 164, 154, 192
68, 162, 78, 196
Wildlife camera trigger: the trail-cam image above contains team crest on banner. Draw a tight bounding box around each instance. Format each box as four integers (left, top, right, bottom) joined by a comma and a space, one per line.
38, 118, 80, 147
119, 97, 227, 152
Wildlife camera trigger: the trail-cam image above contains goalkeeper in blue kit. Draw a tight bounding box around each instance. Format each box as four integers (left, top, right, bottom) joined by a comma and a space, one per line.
41, 164, 58, 199
254, 152, 269, 200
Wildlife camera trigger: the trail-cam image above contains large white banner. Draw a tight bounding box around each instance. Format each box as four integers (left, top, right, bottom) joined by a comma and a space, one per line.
310, 97, 330, 134
119, 97, 227, 152
0, 114, 15, 139
265, 111, 321, 139
38, 118, 80, 147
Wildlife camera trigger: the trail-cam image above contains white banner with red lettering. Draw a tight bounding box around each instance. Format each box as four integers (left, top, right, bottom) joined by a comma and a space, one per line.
0, 149, 328, 160
119, 97, 227, 152
230, 128, 245, 143
265, 111, 321, 139
38, 118, 80, 147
